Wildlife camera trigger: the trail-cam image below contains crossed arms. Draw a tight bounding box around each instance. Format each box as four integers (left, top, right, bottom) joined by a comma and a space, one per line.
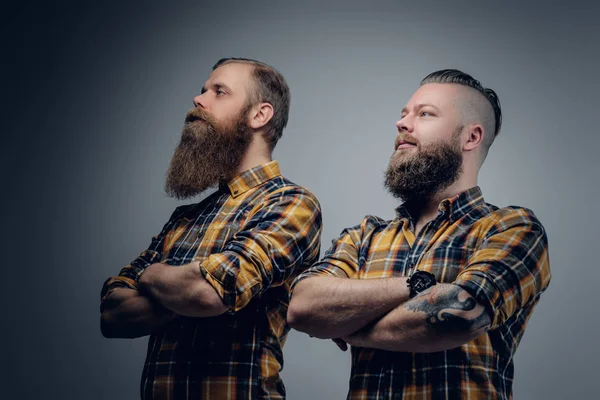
288, 209, 550, 353
288, 277, 490, 352
100, 187, 322, 339
100, 262, 228, 338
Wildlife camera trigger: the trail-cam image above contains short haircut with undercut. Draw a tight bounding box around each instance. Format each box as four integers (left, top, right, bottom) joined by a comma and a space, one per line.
420, 69, 502, 162
213, 57, 290, 152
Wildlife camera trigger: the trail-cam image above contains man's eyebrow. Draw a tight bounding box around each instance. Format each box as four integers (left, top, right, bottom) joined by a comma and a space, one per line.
402, 103, 441, 115
204, 82, 232, 93
416, 103, 441, 111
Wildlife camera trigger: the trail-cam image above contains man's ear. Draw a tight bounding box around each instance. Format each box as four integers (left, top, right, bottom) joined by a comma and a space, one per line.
463, 124, 484, 152
248, 102, 274, 130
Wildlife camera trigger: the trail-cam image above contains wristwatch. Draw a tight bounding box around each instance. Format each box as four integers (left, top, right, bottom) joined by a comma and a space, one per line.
407, 270, 437, 298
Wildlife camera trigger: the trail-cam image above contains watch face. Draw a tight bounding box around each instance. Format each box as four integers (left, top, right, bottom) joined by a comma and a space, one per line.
410, 271, 436, 294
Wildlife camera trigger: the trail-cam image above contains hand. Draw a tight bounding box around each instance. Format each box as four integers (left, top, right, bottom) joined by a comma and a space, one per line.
341, 332, 364, 348
332, 338, 348, 351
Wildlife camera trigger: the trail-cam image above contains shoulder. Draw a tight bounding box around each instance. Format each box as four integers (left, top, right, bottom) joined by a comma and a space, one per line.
359, 214, 391, 230
334, 215, 392, 241
264, 176, 322, 208
487, 205, 544, 226
480, 204, 547, 239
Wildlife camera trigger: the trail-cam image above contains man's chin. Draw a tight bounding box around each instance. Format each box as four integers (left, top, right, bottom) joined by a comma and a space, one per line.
389, 152, 417, 167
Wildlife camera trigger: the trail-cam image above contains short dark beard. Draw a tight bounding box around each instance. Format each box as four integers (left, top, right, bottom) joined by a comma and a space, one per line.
165, 105, 252, 199
384, 128, 463, 204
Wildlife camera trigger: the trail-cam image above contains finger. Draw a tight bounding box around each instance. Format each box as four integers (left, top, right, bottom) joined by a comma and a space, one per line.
332, 338, 348, 351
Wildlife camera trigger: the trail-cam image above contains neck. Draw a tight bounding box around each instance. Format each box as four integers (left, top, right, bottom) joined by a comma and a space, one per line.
236, 133, 271, 175
413, 172, 477, 234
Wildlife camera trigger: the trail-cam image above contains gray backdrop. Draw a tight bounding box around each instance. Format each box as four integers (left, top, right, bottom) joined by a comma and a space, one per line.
3, 1, 599, 399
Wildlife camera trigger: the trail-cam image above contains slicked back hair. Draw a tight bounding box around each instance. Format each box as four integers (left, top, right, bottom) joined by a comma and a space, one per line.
421, 69, 502, 160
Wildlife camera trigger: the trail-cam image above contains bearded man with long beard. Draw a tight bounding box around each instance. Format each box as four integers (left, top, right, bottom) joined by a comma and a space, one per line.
289, 70, 551, 400
100, 58, 322, 399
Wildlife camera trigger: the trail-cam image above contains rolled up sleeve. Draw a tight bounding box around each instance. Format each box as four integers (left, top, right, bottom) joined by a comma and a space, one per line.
454, 207, 551, 330
200, 187, 322, 312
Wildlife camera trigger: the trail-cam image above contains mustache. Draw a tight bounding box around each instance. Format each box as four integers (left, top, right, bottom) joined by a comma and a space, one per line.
395, 134, 419, 148
185, 107, 214, 124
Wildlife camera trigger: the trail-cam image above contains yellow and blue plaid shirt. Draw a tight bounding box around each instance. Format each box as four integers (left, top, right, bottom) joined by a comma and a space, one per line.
101, 161, 322, 399
295, 186, 550, 400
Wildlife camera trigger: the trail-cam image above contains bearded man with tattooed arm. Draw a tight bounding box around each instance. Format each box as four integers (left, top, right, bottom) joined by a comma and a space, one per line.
288, 69, 551, 400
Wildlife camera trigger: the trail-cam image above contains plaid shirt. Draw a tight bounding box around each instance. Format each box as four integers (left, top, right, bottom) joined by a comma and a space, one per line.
101, 161, 322, 399
295, 186, 550, 400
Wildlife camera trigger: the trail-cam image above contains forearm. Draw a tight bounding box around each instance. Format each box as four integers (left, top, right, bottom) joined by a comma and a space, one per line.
344, 283, 491, 352
288, 276, 410, 339
100, 288, 175, 338
139, 262, 228, 318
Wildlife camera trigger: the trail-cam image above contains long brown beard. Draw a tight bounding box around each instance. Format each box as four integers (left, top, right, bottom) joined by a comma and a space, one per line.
165, 106, 252, 199
384, 128, 463, 204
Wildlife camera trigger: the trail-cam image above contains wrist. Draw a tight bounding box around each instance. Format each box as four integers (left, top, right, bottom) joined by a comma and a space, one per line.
388, 277, 411, 299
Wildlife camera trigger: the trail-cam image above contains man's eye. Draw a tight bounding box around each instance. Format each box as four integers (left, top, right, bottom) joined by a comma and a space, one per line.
216, 89, 226, 96
420, 111, 432, 117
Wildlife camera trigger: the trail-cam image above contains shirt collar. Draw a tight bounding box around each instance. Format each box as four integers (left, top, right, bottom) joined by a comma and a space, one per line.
395, 186, 485, 223
225, 160, 281, 198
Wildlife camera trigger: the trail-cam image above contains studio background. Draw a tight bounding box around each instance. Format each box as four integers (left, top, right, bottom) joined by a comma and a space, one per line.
3, 1, 598, 399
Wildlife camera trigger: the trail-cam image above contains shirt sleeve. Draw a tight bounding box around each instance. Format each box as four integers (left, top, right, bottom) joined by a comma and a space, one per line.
199, 186, 322, 312
454, 207, 551, 330
100, 206, 186, 305
291, 215, 384, 291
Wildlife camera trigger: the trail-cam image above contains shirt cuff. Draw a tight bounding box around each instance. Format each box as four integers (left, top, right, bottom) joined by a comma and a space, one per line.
199, 253, 247, 312
454, 269, 505, 330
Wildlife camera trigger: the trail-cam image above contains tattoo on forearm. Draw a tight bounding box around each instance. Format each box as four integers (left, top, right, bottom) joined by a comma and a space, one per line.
406, 285, 490, 334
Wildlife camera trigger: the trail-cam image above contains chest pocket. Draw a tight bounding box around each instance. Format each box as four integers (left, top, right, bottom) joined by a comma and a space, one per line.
415, 245, 475, 283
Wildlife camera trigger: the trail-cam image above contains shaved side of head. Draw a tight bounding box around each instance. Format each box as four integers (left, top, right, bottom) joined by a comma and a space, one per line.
454, 86, 497, 163
420, 69, 502, 166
